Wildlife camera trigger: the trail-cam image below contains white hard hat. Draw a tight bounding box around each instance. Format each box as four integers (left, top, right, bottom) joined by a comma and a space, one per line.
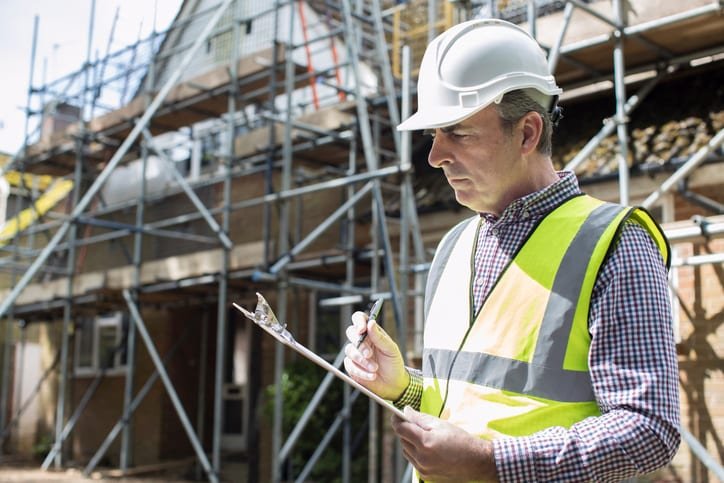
397, 19, 561, 131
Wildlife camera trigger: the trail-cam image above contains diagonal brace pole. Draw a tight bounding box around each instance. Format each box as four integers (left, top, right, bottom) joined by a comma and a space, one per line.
294, 389, 362, 483
642, 128, 724, 210
142, 129, 232, 249
41, 360, 109, 469
269, 181, 374, 274
122, 289, 217, 483
279, 349, 346, 461
0, 0, 235, 320
681, 427, 724, 481
82, 321, 193, 477
565, 72, 662, 173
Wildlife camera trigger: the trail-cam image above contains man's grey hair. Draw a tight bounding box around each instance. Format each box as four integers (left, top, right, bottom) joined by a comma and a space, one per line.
495, 89, 557, 156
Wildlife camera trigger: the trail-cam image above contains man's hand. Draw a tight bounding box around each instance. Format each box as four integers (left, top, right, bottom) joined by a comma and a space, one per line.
392, 407, 499, 483
343, 311, 409, 401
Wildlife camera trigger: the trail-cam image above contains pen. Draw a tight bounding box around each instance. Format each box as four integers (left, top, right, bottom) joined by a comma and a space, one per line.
355, 298, 383, 348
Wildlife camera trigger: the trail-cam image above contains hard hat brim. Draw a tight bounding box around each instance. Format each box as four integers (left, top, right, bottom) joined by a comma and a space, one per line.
397, 105, 482, 131
397, 82, 562, 132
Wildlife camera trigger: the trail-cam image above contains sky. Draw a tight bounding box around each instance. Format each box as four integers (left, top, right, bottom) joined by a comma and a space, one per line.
0, 0, 183, 155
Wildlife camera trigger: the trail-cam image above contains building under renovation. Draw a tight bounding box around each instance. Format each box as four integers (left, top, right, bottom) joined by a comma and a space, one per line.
0, 0, 722, 481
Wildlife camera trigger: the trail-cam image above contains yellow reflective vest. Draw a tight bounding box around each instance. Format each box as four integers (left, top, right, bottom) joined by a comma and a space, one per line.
421, 194, 669, 440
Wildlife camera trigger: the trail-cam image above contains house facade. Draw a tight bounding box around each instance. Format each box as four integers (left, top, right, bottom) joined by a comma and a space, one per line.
0, 0, 722, 481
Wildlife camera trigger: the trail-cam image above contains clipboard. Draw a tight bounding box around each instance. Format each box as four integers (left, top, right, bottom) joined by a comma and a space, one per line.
233, 292, 407, 420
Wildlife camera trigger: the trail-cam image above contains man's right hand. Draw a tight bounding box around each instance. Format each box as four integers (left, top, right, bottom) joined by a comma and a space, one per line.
344, 311, 409, 401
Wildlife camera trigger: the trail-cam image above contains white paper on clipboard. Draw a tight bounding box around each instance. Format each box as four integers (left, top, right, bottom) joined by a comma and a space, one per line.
233, 292, 407, 421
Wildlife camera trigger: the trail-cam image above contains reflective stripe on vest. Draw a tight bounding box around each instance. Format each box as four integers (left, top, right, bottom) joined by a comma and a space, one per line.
420, 195, 668, 440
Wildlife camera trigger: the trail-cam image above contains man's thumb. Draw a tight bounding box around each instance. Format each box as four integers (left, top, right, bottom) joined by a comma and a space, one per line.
403, 406, 435, 430
368, 319, 398, 354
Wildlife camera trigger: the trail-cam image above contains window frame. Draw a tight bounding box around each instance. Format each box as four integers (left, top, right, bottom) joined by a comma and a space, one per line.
74, 312, 126, 377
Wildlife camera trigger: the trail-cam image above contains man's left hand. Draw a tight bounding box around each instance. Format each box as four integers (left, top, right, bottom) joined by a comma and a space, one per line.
392, 406, 499, 482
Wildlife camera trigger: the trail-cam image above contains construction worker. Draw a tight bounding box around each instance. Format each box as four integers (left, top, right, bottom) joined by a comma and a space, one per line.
344, 19, 680, 482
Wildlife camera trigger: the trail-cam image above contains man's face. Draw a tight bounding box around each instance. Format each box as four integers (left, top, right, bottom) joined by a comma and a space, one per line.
427, 105, 524, 215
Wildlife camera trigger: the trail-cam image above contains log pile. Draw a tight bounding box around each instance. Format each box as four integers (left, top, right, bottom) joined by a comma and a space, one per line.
554, 110, 724, 177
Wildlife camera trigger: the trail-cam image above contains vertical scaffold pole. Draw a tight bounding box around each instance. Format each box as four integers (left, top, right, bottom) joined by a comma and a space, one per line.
120, 137, 148, 471
612, 0, 630, 205
54, 0, 96, 467
272, 4, 296, 481
212, 0, 241, 475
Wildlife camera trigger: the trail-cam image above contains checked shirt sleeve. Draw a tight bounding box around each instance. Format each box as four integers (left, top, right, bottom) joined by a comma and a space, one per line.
493, 222, 681, 482
393, 367, 423, 410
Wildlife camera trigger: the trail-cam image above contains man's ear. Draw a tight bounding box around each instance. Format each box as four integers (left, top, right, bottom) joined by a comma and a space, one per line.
520, 111, 543, 155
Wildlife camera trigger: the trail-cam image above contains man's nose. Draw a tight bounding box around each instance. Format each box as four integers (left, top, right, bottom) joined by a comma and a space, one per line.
427, 137, 449, 168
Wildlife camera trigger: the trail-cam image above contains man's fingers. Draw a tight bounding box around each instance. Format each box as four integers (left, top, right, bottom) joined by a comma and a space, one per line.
343, 355, 376, 381
345, 324, 361, 344
400, 444, 422, 475
345, 325, 373, 358
392, 408, 437, 451
403, 406, 435, 430
393, 422, 418, 447
392, 412, 424, 444
344, 341, 378, 371
351, 311, 368, 332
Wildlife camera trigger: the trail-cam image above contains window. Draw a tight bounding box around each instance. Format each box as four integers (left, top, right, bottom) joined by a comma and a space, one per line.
222, 310, 250, 450
75, 312, 126, 376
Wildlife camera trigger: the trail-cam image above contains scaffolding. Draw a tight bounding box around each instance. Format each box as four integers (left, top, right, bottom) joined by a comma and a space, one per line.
0, 0, 722, 481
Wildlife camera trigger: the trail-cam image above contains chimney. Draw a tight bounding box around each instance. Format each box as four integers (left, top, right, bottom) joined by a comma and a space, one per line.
40, 101, 81, 145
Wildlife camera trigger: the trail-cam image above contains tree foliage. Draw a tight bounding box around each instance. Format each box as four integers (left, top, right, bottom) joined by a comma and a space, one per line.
264, 359, 370, 482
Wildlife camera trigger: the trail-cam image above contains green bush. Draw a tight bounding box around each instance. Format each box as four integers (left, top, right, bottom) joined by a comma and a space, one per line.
32, 434, 53, 461
264, 359, 370, 482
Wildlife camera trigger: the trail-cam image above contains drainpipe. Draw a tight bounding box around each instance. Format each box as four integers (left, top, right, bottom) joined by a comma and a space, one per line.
0, 176, 9, 229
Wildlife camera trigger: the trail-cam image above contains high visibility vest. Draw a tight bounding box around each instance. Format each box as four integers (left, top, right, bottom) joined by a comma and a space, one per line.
421, 194, 669, 440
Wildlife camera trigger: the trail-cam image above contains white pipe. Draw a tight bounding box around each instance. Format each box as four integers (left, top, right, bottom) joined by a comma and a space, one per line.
0, 176, 9, 229
671, 252, 724, 267
665, 218, 724, 242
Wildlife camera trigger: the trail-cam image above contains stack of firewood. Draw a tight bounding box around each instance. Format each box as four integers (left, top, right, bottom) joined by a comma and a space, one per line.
553, 110, 724, 176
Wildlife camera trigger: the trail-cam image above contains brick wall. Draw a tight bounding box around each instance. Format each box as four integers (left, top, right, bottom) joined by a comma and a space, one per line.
158, 307, 206, 461
664, 192, 723, 482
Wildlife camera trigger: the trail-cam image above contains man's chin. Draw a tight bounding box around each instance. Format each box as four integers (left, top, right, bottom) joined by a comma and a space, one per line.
453, 192, 478, 212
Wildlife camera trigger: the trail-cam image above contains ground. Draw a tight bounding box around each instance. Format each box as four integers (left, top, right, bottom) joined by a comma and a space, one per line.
0, 469, 189, 483
0, 455, 196, 482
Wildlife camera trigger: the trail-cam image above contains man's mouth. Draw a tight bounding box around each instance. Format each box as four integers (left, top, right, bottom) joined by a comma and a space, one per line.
447, 176, 469, 186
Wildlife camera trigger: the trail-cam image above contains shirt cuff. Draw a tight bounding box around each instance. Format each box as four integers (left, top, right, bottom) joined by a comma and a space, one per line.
493, 436, 537, 483
392, 367, 422, 410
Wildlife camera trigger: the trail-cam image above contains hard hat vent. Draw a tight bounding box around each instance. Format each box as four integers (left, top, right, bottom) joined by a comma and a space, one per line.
459, 92, 479, 108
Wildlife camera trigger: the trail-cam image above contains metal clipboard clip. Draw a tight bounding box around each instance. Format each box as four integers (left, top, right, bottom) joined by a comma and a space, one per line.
233, 292, 407, 420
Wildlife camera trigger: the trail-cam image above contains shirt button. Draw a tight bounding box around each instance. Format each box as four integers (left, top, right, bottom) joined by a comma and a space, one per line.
491, 227, 499, 236
475, 277, 484, 286
521, 211, 530, 219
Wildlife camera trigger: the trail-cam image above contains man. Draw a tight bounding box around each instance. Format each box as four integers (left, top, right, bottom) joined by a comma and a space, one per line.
344, 19, 680, 482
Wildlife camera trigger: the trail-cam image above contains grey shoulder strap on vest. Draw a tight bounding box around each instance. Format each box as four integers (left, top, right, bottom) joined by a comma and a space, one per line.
424, 217, 474, 321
